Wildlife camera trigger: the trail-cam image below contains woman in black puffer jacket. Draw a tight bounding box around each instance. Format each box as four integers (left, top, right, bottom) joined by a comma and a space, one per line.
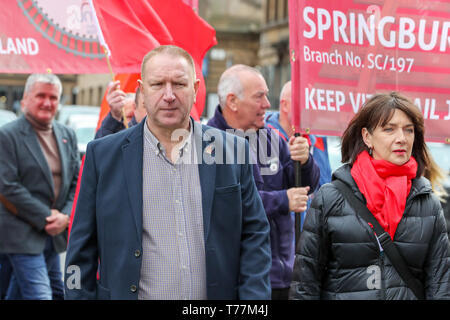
289, 92, 450, 300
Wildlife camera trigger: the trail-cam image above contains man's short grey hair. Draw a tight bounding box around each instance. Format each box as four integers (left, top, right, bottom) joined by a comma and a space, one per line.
24, 73, 62, 97
217, 64, 263, 107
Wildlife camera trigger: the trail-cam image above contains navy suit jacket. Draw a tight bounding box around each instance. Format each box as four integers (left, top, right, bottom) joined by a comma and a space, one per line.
65, 119, 271, 300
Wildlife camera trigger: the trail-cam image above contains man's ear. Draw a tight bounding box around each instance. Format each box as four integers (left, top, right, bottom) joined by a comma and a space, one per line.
280, 99, 288, 114
20, 94, 27, 111
193, 79, 200, 103
137, 79, 144, 98
226, 93, 239, 112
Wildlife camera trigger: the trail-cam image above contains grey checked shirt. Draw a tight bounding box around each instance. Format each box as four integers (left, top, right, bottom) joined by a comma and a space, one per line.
138, 120, 206, 300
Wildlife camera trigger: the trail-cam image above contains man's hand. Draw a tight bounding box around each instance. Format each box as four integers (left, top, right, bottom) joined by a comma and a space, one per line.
106, 81, 126, 121
45, 209, 69, 236
287, 186, 310, 212
289, 135, 310, 165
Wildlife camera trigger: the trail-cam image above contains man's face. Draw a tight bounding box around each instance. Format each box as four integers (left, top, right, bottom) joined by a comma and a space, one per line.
22, 82, 60, 125
234, 72, 270, 130
140, 53, 199, 131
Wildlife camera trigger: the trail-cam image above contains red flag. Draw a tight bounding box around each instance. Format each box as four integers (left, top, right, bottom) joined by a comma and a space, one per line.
92, 0, 172, 71
148, 0, 217, 119
92, 0, 217, 118
96, 73, 141, 130
68, 155, 85, 241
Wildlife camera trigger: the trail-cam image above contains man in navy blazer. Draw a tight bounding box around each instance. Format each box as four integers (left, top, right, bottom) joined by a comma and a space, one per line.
64, 45, 271, 300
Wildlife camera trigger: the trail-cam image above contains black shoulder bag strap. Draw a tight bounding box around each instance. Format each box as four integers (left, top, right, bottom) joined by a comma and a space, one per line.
333, 179, 425, 300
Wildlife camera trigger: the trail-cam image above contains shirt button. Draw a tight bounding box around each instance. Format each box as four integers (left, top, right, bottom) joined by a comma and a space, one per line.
134, 250, 141, 258
130, 285, 137, 293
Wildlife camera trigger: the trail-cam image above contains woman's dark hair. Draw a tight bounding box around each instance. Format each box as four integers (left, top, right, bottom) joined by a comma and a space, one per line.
341, 91, 429, 177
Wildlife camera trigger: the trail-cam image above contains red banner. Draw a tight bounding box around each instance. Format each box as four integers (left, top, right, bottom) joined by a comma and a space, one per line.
289, 0, 450, 143
0, 0, 112, 74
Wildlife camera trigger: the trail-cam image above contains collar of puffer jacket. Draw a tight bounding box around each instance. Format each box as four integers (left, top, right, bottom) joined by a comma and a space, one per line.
331, 163, 432, 203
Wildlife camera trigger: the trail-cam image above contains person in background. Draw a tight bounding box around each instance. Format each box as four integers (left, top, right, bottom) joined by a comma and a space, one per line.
122, 93, 136, 125
266, 81, 332, 186
95, 83, 147, 139
65, 45, 271, 300
128, 86, 147, 127
265, 80, 332, 229
207, 64, 320, 300
0, 73, 79, 299
290, 92, 450, 300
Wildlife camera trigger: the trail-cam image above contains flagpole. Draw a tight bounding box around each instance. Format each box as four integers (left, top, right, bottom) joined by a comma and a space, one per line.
289, 0, 303, 248
89, 0, 128, 128
101, 46, 128, 129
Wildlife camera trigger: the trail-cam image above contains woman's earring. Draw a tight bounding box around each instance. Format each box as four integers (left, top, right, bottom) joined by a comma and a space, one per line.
369, 147, 373, 156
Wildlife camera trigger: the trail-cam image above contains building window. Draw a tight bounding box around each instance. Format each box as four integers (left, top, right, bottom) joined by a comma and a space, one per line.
80, 89, 85, 105
266, 0, 278, 24
98, 86, 103, 105
89, 88, 94, 105
277, 0, 284, 21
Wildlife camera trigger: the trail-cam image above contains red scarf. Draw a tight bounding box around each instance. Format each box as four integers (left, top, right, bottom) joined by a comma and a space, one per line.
350, 150, 418, 240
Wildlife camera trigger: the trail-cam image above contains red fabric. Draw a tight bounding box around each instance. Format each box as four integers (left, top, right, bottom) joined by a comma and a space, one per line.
92, 0, 172, 68
146, 0, 217, 119
92, 0, 217, 120
350, 150, 418, 240
314, 136, 325, 151
68, 155, 85, 242
0, 2, 114, 74
96, 73, 141, 131
302, 134, 312, 147
182, 0, 198, 10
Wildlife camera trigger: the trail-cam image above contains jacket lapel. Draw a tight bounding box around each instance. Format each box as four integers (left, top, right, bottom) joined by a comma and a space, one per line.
122, 122, 144, 243
194, 121, 216, 242
53, 123, 69, 205
20, 117, 54, 192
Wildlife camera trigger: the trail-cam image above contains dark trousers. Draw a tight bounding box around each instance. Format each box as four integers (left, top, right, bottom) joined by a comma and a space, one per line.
0, 254, 12, 299
272, 287, 290, 300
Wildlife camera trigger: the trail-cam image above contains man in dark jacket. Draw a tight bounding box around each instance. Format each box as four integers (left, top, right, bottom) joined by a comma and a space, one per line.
207, 64, 320, 299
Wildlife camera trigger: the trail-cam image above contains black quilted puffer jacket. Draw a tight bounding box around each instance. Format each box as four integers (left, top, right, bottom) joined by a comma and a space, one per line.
289, 164, 450, 300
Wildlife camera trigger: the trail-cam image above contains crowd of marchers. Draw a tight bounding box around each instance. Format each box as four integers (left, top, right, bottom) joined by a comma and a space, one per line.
0, 45, 449, 300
